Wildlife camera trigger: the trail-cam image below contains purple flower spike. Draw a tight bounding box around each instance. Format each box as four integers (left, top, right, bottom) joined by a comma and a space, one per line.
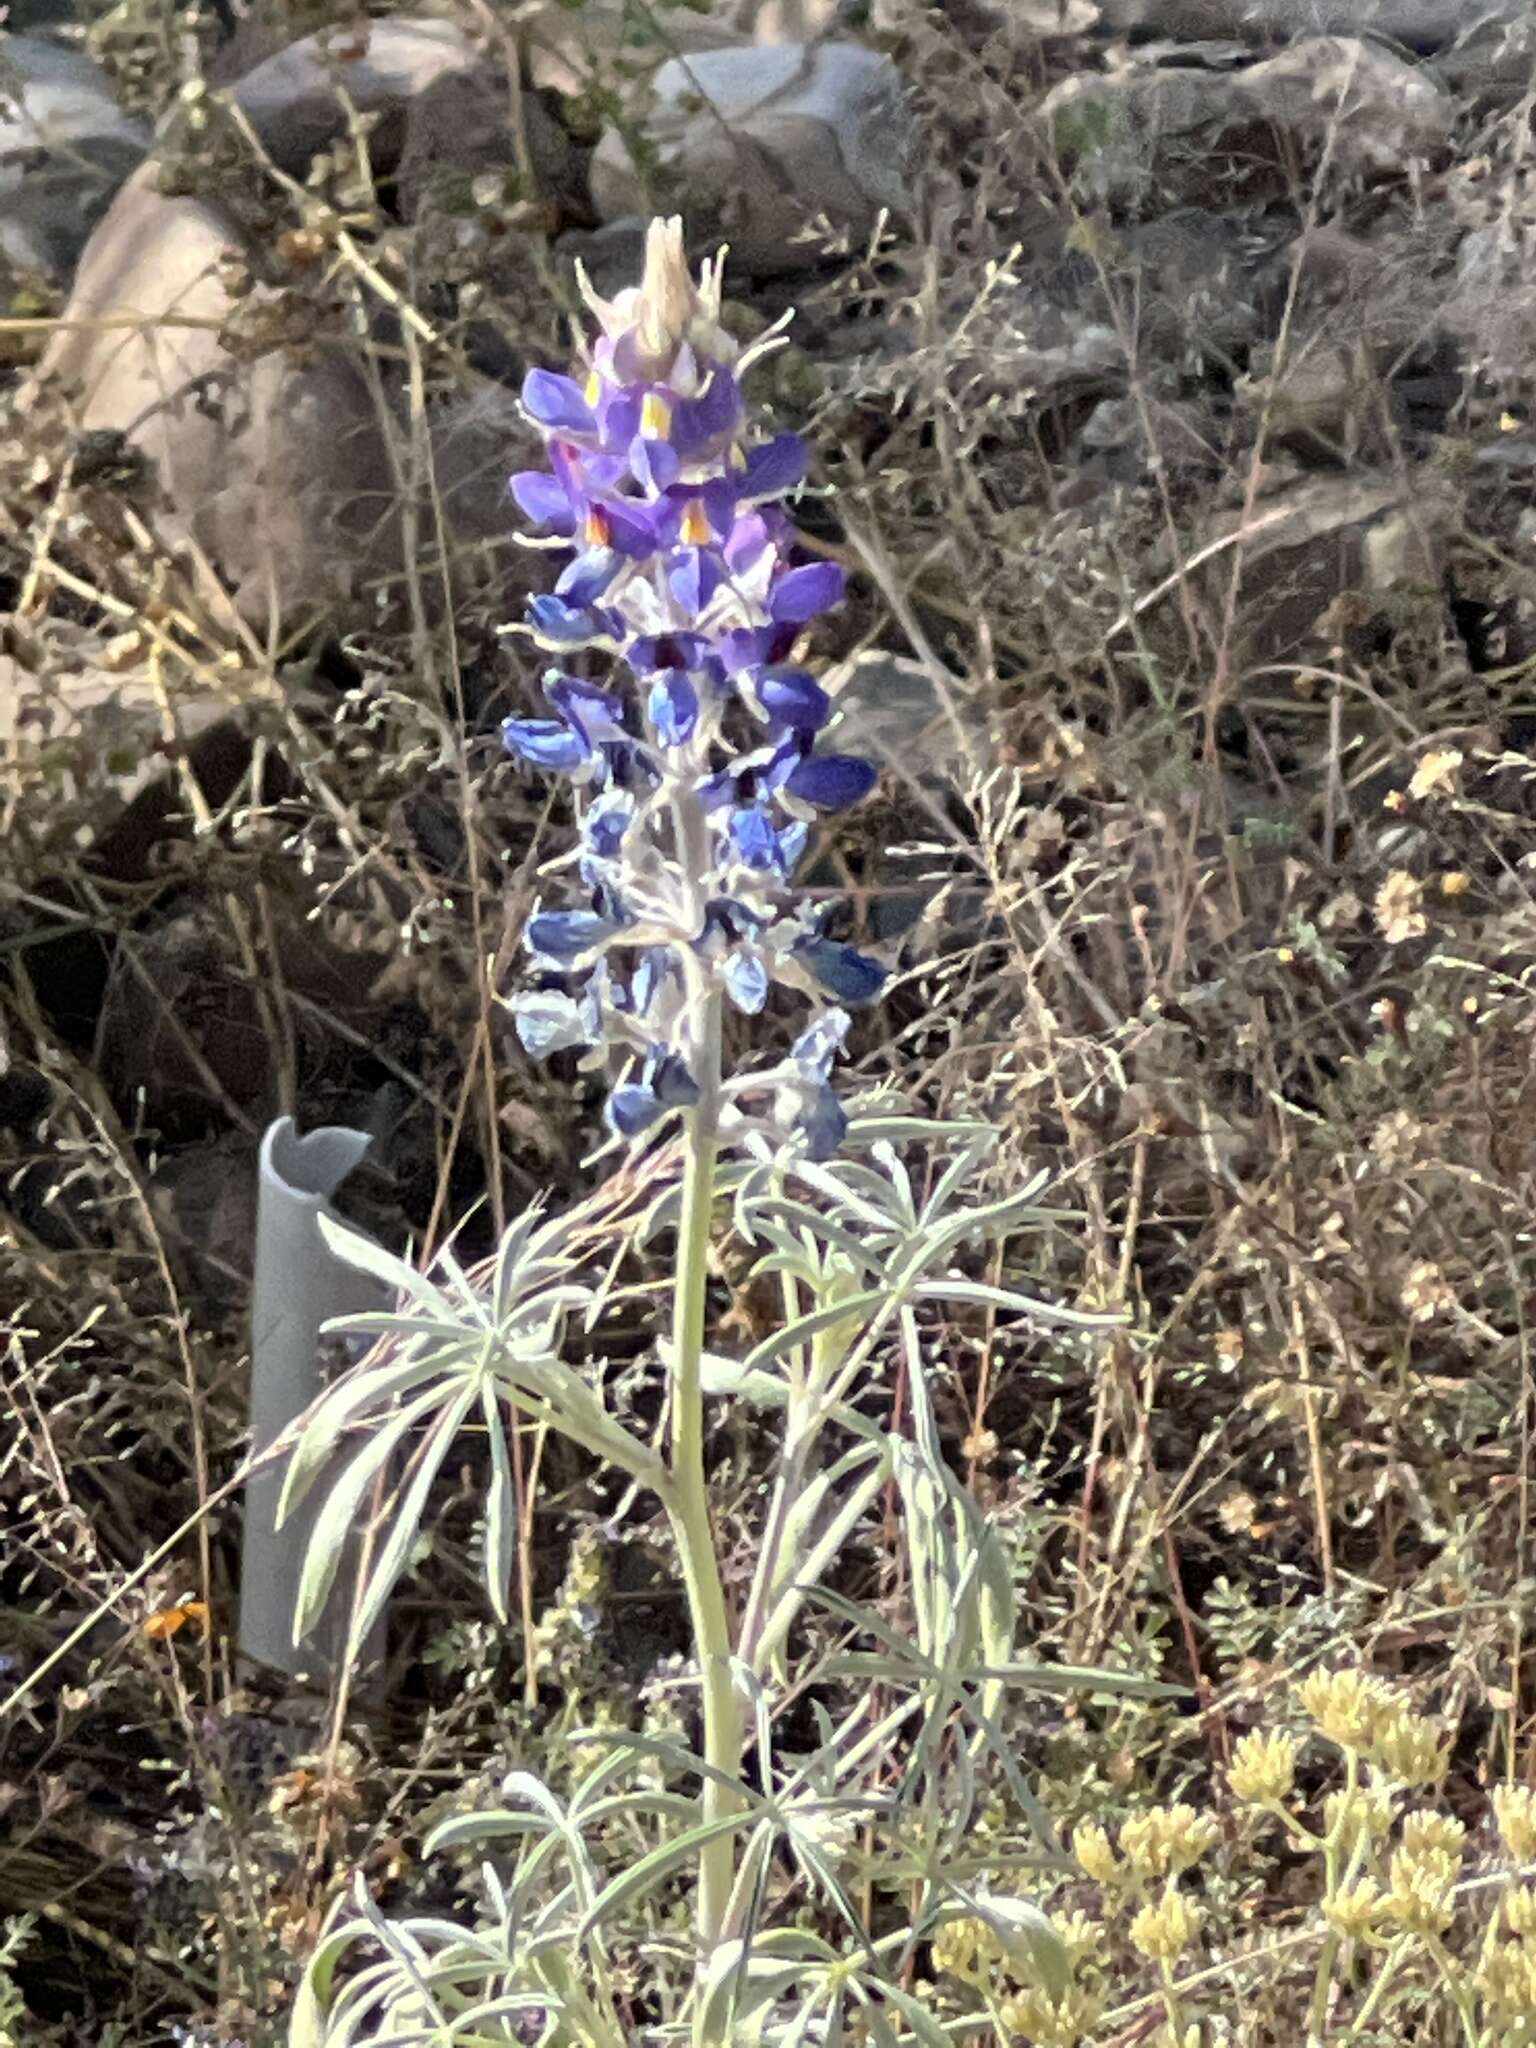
785, 754, 877, 811
501, 216, 883, 1155
769, 561, 846, 624
522, 368, 597, 435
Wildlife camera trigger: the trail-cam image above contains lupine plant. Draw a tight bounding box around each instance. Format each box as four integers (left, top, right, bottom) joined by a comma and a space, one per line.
282, 219, 1150, 2048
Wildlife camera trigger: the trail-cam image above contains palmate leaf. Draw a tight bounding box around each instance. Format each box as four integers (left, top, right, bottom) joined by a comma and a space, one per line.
346, 1385, 477, 1656
292, 1388, 445, 1644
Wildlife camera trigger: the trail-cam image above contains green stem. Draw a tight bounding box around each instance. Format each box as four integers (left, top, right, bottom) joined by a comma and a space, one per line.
665, 981, 742, 1953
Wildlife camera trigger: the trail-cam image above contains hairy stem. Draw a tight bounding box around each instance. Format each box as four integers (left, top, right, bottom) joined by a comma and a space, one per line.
665, 975, 742, 1954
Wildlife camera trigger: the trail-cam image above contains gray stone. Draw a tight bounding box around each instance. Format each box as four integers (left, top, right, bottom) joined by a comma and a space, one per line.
1043, 35, 1451, 205
229, 16, 487, 175
1090, 0, 1525, 44
23, 164, 400, 635
0, 35, 147, 279
590, 42, 917, 276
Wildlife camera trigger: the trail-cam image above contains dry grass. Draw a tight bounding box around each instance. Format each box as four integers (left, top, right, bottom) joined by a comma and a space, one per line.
2, 0, 1536, 2037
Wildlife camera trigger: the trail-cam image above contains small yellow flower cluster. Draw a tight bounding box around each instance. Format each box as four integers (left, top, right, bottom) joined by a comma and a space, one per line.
1476, 1938, 1536, 2039
1324, 1785, 1396, 1852
1228, 1729, 1299, 1807
1129, 1889, 1201, 1964
1497, 1786, 1536, 1863
1382, 1816, 1464, 1940
998, 1985, 1103, 2048
1296, 1670, 1449, 1786
932, 1903, 1104, 2048
1324, 1878, 1387, 1940
930, 1915, 995, 1986
1082, 1805, 1219, 1886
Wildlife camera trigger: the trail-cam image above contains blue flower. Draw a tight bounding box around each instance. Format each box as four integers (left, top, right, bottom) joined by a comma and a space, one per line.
580, 791, 634, 879
522, 368, 597, 435
527, 909, 621, 962
527, 595, 605, 649
784, 754, 877, 811
513, 989, 591, 1057
746, 666, 832, 732
510, 469, 576, 533
546, 674, 628, 745
740, 434, 806, 501
607, 1049, 701, 1137
503, 719, 589, 774
769, 562, 846, 625
557, 547, 623, 607
799, 1089, 848, 1159
648, 670, 698, 746
797, 938, 886, 1006
722, 948, 770, 1014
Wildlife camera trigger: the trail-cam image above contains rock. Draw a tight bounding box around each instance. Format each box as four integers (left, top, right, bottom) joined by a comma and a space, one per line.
1043, 36, 1451, 206
1077, 390, 1219, 482
522, 2, 746, 97
1238, 37, 1451, 171
149, 1134, 259, 1316
229, 16, 485, 177
0, 35, 147, 280
1164, 471, 1462, 665
394, 63, 578, 225
589, 42, 917, 276
1090, 0, 1525, 45
829, 647, 989, 783
24, 164, 399, 635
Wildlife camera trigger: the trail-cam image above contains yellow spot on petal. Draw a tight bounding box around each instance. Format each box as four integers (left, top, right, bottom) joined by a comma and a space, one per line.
585, 369, 603, 406
680, 499, 711, 546
640, 391, 673, 439
584, 505, 611, 547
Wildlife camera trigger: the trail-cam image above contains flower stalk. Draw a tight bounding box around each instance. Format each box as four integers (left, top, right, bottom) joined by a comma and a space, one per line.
501, 217, 885, 1965
664, 984, 743, 1949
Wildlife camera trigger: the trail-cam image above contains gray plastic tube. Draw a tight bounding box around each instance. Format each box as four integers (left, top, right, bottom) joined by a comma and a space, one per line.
243, 1117, 387, 1682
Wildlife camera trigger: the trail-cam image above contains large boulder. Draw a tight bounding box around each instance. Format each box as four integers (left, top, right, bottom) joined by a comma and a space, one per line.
23, 164, 399, 635
1043, 36, 1452, 207
590, 41, 918, 275
0, 35, 148, 280
19, 17, 562, 635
